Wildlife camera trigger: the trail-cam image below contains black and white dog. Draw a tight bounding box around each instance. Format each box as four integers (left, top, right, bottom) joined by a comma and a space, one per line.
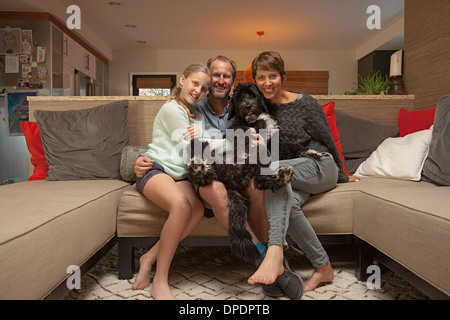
187, 82, 321, 263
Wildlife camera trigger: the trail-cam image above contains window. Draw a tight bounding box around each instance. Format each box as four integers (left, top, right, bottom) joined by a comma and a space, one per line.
131, 74, 176, 96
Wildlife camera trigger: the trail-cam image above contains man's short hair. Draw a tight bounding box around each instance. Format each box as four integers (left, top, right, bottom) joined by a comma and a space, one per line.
207, 55, 237, 82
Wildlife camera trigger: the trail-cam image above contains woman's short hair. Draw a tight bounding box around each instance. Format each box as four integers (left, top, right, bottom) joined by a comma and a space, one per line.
251, 51, 287, 81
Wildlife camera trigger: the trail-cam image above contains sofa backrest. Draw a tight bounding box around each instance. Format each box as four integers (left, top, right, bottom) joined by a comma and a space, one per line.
27, 95, 415, 177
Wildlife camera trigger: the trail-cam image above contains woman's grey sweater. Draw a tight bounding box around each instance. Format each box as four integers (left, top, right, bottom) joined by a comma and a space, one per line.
268, 93, 349, 183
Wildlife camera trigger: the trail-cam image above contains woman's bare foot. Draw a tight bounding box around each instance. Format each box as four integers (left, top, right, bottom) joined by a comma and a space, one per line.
304, 261, 334, 292
248, 245, 284, 285
151, 279, 176, 300
132, 251, 156, 290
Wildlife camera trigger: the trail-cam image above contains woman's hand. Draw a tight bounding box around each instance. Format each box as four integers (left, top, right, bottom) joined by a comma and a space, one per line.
348, 175, 360, 182
134, 156, 153, 178
184, 125, 201, 140
249, 128, 266, 148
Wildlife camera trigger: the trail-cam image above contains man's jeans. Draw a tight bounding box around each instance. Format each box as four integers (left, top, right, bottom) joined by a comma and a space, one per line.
265, 153, 338, 267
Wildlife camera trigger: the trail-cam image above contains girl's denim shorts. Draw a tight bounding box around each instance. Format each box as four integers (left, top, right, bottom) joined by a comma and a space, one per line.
135, 161, 166, 194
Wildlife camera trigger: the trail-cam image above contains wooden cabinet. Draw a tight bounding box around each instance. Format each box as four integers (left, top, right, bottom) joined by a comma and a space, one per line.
63, 33, 96, 80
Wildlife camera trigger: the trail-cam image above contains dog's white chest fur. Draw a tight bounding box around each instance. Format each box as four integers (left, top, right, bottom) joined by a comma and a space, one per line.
256, 113, 278, 139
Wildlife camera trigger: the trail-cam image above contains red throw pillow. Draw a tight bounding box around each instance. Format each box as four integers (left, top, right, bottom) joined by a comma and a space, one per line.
20, 121, 49, 180
322, 101, 349, 176
398, 107, 436, 137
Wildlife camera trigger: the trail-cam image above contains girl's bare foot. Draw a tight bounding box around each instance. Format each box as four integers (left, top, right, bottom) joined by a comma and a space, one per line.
132, 252, 155, 290
248, 245, 284, 285
304, 261, 334, 292
151, 280, 176, 300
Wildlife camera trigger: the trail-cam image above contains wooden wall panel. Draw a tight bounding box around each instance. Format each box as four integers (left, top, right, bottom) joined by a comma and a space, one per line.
235, 70, 329, 95
315, 95, 414, 126
404, 0, 450, 109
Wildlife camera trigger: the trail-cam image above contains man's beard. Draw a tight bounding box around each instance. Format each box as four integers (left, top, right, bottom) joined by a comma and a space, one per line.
210, 85, 232, 100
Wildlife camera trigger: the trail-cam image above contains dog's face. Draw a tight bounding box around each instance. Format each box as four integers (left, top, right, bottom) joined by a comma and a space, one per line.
229, 83, 267, 124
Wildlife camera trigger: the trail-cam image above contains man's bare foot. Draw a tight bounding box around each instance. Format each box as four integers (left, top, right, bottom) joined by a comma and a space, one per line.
151, 280, 176, 300
304, 261, 334, 292
248, 245, 284, 285
132, 252, 155, 290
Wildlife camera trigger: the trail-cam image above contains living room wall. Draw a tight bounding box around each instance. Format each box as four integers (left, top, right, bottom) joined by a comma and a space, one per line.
109, 48, 356, 96
404, 0, 450, 109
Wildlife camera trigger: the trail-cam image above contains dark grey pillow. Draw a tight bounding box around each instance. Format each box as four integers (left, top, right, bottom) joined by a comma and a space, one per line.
335, 110, 399, 173
34, 100, 130, 181
421, 95, 450, 186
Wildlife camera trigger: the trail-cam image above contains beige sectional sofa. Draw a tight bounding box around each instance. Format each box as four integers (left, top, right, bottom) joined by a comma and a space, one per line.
0, 95, 448, 300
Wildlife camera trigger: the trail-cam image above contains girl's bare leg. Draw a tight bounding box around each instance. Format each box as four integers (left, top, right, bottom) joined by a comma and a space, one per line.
133, 180, 203, 291
132, 175, 202, 299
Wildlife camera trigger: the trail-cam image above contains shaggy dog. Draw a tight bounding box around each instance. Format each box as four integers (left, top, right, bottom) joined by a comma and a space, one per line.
187, 82, 321, 263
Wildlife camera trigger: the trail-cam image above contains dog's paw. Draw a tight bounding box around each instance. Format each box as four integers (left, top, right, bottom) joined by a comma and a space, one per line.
254, 166, 293, 191
303, 149, 323, 160
187, 158, 215, 186
277, 166, 294, 181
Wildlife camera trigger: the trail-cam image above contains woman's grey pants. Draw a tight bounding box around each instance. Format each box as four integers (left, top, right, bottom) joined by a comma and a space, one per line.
265, 153, 338, 268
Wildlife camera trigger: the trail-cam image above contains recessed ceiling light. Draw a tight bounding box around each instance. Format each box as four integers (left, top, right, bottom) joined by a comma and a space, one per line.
125, 24, 136, 28
137, 40, 147, 44
108, 2, 123, 8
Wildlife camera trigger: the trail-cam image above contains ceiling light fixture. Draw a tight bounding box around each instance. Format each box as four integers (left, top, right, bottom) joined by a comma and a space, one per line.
108, 2, 123, 8
243, 31, 266, 84
257, 31, 264, 50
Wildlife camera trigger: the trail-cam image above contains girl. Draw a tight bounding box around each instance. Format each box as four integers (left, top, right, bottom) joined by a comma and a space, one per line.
132, 64, 211, 299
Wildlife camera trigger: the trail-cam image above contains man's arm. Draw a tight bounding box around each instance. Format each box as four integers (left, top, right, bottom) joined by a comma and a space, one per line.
134, 156, 153, 178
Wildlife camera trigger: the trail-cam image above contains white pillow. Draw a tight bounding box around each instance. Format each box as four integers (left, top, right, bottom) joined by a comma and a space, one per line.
355, 126, 433, 181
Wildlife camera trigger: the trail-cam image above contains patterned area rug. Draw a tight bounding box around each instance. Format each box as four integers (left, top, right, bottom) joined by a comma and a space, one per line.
63, 244, 429, 300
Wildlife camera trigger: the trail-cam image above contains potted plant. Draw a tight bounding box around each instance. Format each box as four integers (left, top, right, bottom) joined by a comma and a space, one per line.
345, 71, 390, 95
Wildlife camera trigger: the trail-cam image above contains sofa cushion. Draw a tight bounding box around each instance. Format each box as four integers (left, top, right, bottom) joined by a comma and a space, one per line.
34, 100, 130, 181
322, 101, 349, 176
398, 106, 436, 137
421, 95, 450, 186
117, 185, 228, 237
335, 110, 399, 174
116, 177, 371, 239
354, 126, 433, 181
302, 180, 363, 235
20, 121, 49, 180
354, 178, 450, 296
0, 180, 130, 299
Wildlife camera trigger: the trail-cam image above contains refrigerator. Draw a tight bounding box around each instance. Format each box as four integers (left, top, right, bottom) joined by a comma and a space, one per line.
63, 62, 95, 96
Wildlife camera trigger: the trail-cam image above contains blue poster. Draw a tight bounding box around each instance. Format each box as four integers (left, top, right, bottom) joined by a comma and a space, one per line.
6, 91, 37, 136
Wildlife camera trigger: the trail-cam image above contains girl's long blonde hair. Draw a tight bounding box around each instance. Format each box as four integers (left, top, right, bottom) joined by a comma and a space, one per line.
170, 63, 211, 119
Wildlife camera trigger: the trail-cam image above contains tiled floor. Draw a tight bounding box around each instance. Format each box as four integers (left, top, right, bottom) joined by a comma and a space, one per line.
63, 244, 429, 300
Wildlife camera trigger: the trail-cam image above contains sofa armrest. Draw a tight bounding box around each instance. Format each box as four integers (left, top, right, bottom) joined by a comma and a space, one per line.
120, 146, 147, 183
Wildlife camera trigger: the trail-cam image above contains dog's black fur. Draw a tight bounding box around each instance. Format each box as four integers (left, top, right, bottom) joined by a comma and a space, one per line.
187, 82, 321, 263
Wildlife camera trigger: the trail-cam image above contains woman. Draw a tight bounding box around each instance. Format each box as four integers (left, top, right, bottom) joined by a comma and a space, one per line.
131, 64, 211, 300
248, 51, 357, 298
